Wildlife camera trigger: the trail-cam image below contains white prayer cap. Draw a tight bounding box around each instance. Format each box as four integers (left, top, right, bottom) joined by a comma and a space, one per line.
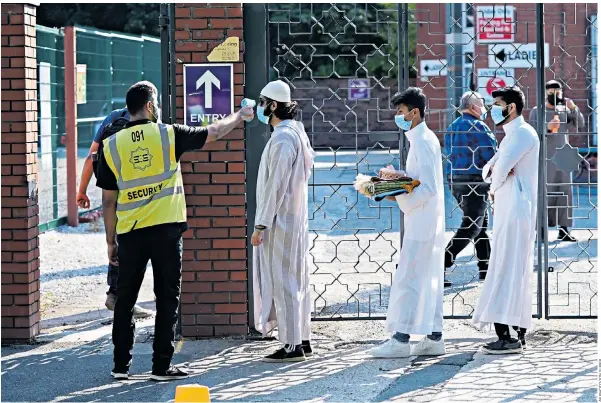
260, 80, 291, 103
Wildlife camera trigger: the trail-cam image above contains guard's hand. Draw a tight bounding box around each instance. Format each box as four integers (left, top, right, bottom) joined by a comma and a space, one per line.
76, 191, 90, 209
386, 196, 397, 202
251, 230, 264, 247
238, 106, 254, 122
566, 98, 577, 111
508, 168, 515, 176
107, 242, 119, 266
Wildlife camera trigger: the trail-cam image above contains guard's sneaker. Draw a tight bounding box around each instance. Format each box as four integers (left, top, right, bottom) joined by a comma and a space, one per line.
444, 278, 453, 288
105, 293, 117, 311
111, 368, 129, 380
150, 366, 189, 382
369, 338, 410, 358
302, 340, 313, 357
133, 305, 153, 319
479, 270, 487, 281
410, 337, 446, 356
262, 346, 306, 363
481, 339, 523, 355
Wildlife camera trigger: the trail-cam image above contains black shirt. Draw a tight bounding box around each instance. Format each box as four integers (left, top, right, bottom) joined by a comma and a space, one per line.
96, 119, 208, 191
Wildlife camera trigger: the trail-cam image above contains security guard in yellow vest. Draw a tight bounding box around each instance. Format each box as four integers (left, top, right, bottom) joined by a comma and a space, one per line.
96, 81, 253, 381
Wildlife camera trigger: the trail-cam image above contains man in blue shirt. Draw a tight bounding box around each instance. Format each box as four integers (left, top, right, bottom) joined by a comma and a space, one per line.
443, 91, 497, 286
76, 107, 151, 318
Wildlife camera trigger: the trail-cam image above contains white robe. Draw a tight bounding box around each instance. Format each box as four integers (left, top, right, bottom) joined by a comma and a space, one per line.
473, 116, 539, 330
253, 120, 316, 345
386, 122, 445, 335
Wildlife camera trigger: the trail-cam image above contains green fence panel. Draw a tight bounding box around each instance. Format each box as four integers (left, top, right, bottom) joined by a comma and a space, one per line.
36, 24, 161, 231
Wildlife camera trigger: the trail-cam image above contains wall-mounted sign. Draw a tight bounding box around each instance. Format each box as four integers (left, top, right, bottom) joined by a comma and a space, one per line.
476, 5, 515, 43
207, 37, 240, 62
488, 43, 550, 68
477, 68, 516, 104
76, 64, 87, 104
348, 78, 370, 100
184, 64, 233, 126
420, 59, 448, 77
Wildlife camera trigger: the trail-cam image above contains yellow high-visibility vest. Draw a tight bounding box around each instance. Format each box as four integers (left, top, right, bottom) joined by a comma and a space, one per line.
103, 122, 186, 234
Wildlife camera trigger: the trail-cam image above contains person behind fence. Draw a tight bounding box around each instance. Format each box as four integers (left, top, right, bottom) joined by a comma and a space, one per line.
369, 87, 446, 358
529, 79, 585, 242
251, 80, 316, 363
473, 86, 539, 355
76, 106, 153, 319
443, 91, 497, 287
96, 80, 254, 380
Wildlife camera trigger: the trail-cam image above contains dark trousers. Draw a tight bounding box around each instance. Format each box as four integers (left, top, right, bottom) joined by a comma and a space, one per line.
107, 263, 119, 295
445, 179, 491, 272
112, 224, 183, 372
494, 323, 527, 341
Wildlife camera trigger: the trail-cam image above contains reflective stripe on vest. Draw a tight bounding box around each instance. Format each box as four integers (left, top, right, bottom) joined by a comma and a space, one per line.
117, 185, 184, 212
107, 124, 178, 190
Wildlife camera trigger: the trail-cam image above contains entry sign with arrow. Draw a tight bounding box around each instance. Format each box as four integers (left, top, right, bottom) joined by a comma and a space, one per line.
184, 63, 234, 126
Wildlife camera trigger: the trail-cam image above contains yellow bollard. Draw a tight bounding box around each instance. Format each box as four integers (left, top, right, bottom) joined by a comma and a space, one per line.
174, 384, 211, 403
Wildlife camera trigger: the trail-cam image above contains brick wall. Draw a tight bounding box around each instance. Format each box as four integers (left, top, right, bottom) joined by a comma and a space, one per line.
1, 3, 40, 343
415, 3, 597, 146
174, 3, 247, 338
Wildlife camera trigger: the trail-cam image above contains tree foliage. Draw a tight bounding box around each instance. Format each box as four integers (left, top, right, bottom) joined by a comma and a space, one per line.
37, 4, 161, 37
267, 3, 417, 81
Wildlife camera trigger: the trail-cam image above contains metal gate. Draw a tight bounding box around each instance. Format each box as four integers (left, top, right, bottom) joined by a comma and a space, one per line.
244, 3, 598, 321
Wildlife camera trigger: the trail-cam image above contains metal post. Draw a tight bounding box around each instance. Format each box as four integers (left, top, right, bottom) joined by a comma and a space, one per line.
535, 3, 547, 319
159, 4, 171, 124
397, 3, 409, 248
446, 3, 463, 127
64, 26, 78, 227
169, 4, 177, 124
244, 4, 269, 336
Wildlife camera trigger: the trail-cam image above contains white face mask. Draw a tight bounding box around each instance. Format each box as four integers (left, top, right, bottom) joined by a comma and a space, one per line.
491, 104, 511, 126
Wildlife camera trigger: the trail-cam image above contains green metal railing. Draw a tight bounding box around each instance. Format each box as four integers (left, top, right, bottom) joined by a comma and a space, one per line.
36, 24, 161, 231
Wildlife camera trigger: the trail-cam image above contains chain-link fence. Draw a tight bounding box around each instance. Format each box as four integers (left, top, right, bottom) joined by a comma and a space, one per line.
252, 3, 597, 320
36, 25, 161, 231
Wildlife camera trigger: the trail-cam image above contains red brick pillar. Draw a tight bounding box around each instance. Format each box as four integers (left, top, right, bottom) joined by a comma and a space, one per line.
174, 3, 247, 338
1, 3, 40, 343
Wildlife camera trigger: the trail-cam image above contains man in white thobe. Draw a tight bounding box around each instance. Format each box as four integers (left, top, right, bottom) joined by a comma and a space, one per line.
473, 86, 539, 355
251, 80, 316, 363
370, 87, 446, 358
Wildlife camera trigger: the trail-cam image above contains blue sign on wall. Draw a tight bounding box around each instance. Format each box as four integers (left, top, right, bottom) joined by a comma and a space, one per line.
183, 63, 233, 126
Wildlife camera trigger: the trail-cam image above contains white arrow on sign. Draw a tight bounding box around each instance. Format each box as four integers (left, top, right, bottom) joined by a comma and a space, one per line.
196, 70, 221, 109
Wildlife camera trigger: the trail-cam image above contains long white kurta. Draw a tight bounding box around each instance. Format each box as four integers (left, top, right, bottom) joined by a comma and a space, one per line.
386, 122, 445, 335
253, 120, 316, 345
473, 116, 540, 330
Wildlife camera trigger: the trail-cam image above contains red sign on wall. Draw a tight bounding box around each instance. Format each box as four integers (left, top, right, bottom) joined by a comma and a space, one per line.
476, 5, 515, 43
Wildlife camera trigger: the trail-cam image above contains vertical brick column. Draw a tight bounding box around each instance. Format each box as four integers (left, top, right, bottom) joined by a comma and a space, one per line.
1, 3, 40, 343
174, 3, 247, 338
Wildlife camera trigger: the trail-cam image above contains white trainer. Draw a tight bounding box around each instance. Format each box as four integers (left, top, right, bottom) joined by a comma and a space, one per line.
369, 338, 411, 358
410, 337, 446, 356
133, 305, 153, 319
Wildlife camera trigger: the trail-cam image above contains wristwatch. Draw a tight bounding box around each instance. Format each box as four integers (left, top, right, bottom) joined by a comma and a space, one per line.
255, 226, 266, 232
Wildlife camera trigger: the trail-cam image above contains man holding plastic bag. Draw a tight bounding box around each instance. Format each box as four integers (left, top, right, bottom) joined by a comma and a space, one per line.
368, 87, 446, 358
473, 86, 540, 355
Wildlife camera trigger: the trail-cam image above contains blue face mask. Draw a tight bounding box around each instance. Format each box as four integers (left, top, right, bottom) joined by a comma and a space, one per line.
257, 106, 269, 125
481, 110, 487, 120
394, 113, 413, 131
257, 105, 271, 125
491, 105, 508, 125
